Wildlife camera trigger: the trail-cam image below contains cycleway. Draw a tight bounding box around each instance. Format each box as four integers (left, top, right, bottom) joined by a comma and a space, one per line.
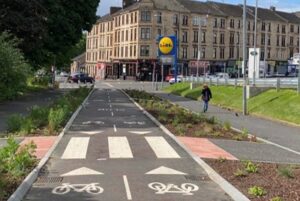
23, 87, 232, 201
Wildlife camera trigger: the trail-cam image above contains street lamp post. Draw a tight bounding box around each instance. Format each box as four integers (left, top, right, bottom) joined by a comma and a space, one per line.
243, 0, 248, 115
253, 0, 258, 85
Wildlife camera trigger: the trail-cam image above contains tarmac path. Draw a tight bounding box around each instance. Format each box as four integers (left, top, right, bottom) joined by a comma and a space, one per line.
24, 86, 232, 201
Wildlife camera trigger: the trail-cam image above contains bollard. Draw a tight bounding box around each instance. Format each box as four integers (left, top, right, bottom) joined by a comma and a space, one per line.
276, 78, 280, 92
234, 78, 237, 88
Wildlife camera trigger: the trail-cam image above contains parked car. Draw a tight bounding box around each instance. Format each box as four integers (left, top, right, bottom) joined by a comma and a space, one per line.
169, 76, 183, 84
68, 73, 94, 84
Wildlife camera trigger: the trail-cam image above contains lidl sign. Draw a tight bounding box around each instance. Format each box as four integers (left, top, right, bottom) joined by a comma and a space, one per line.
158, 36, 177, 56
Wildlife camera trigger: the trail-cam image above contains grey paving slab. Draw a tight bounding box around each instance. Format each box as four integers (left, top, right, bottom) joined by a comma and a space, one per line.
0, 138, 24, 149
23, 87, 233, 201
210, 139, 300, 164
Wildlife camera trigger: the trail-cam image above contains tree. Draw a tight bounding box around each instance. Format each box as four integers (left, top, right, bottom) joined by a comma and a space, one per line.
0, 0, 100, 68
0, 32, 31, 101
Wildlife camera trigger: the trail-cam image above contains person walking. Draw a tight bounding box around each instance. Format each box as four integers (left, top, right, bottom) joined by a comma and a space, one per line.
201, 84, 212, 113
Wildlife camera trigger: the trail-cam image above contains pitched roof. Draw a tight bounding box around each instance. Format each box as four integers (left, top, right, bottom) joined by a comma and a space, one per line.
275, 11, 300, 24
246, 6, 286, 22
177, 0, 225, 17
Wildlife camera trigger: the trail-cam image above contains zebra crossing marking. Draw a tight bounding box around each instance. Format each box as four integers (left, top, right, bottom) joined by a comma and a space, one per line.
108, 137, 133, 158
145, 137, 180, 158
61, 137, 90, 159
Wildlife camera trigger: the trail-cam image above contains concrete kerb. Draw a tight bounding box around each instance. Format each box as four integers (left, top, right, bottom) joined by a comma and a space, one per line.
8, 88, 95, 201
121, 89, 250, 201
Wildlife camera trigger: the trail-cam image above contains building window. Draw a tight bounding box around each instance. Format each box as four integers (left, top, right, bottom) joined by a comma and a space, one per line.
193, 47, 198, 59
157, 29, 161, 36
213, 32, 217, 44
262, 22, 266, 31
282, 25, 286, 34
193, 31, 198, 42
140, 45, 150, 56
277, 35, 280, 46
141, 28, 151, 40
182, 15, 188, 26
156, 12, 162, 23
282, 36, 286, 47
247, 21, 251, 31
261, 33, 265, 45
214, 18, 218, 28
268, 23, 271, 32
213, 48, 217, 59
173, 14, 178, 25
193, 17, 198, 26
182, 31, 188, 43
229, 47, 234, 58
220, 19, 225, 28
220, 48, 225, 59
260, 51, 265, 61
277, 24, 280, 33
182, 47, 188, 59
290, 24, 294, 33
202, 47, 205, 59
268, 35, 271, 45
230, 19, 234, 28
202, 31, 206, 43
268, 48, 271, 58
220, 33, 225, 44
238, 20, 241, 29
229, 32, 235, 44
141, 11, 151, 22
290, 37, 294, 46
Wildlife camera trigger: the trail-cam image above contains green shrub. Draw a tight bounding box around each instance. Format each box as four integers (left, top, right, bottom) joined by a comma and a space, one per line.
48, 106, 69, 133
223, 121, 231, 131
270, 197, 283, 201
20, 118, 35, 135
277, 166, 294, 179
244, 161, 258, 173
6, 114, 25, 133
248, 186, 266, 197
234, 168, 247, 177
0, 137, 36, 177
29, 106, 50, 128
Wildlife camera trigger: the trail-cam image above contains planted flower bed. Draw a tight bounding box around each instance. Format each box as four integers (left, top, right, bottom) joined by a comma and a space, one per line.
125, 89, 249, 141
125, 89, 300, 201
0, 87, 91, 201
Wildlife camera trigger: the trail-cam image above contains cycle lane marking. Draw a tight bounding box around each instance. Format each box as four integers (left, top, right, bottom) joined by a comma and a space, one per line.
145, 136, 180, 158
61, 167, 103, 177
123, 175, 132, 200
108, 137, 133, 158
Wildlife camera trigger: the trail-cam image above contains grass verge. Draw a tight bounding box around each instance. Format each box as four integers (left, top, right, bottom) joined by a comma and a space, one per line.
165, 83, 300, 125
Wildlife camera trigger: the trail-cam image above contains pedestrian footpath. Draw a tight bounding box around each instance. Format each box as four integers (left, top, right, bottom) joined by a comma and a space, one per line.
154, 91, 300, 164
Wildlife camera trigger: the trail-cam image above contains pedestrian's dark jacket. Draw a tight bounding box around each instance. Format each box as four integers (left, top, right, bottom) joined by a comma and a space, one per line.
201, 87, 212, 101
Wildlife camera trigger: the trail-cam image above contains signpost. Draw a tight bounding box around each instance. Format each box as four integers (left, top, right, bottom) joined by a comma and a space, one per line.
158, 36, 177, 87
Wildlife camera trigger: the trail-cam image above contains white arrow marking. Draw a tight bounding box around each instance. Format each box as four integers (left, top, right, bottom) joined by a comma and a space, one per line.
129, 131, 152, 135
61, 167, 103, 177
146, 166, 187, 175
82, 121, 104, 125
81, 131, 103, 135
97, 158, 107, 161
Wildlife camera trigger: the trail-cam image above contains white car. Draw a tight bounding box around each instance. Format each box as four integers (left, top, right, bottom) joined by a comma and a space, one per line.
169, 76, 182, 84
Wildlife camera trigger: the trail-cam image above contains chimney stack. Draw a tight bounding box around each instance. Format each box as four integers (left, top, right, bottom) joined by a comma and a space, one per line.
270, 6, 276, 11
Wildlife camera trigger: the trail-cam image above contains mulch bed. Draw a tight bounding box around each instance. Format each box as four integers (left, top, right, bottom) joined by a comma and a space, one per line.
205, 159, 300, 201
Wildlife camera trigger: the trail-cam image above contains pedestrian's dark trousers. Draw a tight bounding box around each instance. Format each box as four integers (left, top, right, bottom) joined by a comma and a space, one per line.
203, 100, 209, 112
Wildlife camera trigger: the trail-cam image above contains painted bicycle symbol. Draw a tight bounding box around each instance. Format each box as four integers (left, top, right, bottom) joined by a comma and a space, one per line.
52, 183, 104, 195
148, 182, 199, 195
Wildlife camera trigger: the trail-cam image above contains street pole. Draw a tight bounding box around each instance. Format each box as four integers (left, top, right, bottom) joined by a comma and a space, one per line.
253, 0, 258, 85
197, 17, 202, 82
264, 33, 267, 78
243, 0, 248, 115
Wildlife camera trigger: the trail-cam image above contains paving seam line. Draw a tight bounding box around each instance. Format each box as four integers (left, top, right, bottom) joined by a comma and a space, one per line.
8, 88, 95, 201
121, 89, 250, 201
158, 93, 300, 157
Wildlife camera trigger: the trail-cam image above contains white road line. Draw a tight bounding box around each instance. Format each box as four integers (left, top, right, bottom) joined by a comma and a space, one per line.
123, 175, 132, 200
145, 136, 180, 158
109, 104, 112, 108
111, 111, 114, 116
108, 137, 133, 158
61, 137, 89, 159
113, 124, 117, 133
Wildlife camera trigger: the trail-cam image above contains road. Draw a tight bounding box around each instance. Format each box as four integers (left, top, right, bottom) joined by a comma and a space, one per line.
24, 84, 231, 201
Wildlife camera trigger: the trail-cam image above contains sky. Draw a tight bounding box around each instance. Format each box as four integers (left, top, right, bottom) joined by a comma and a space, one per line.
96, 0, 300, 16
